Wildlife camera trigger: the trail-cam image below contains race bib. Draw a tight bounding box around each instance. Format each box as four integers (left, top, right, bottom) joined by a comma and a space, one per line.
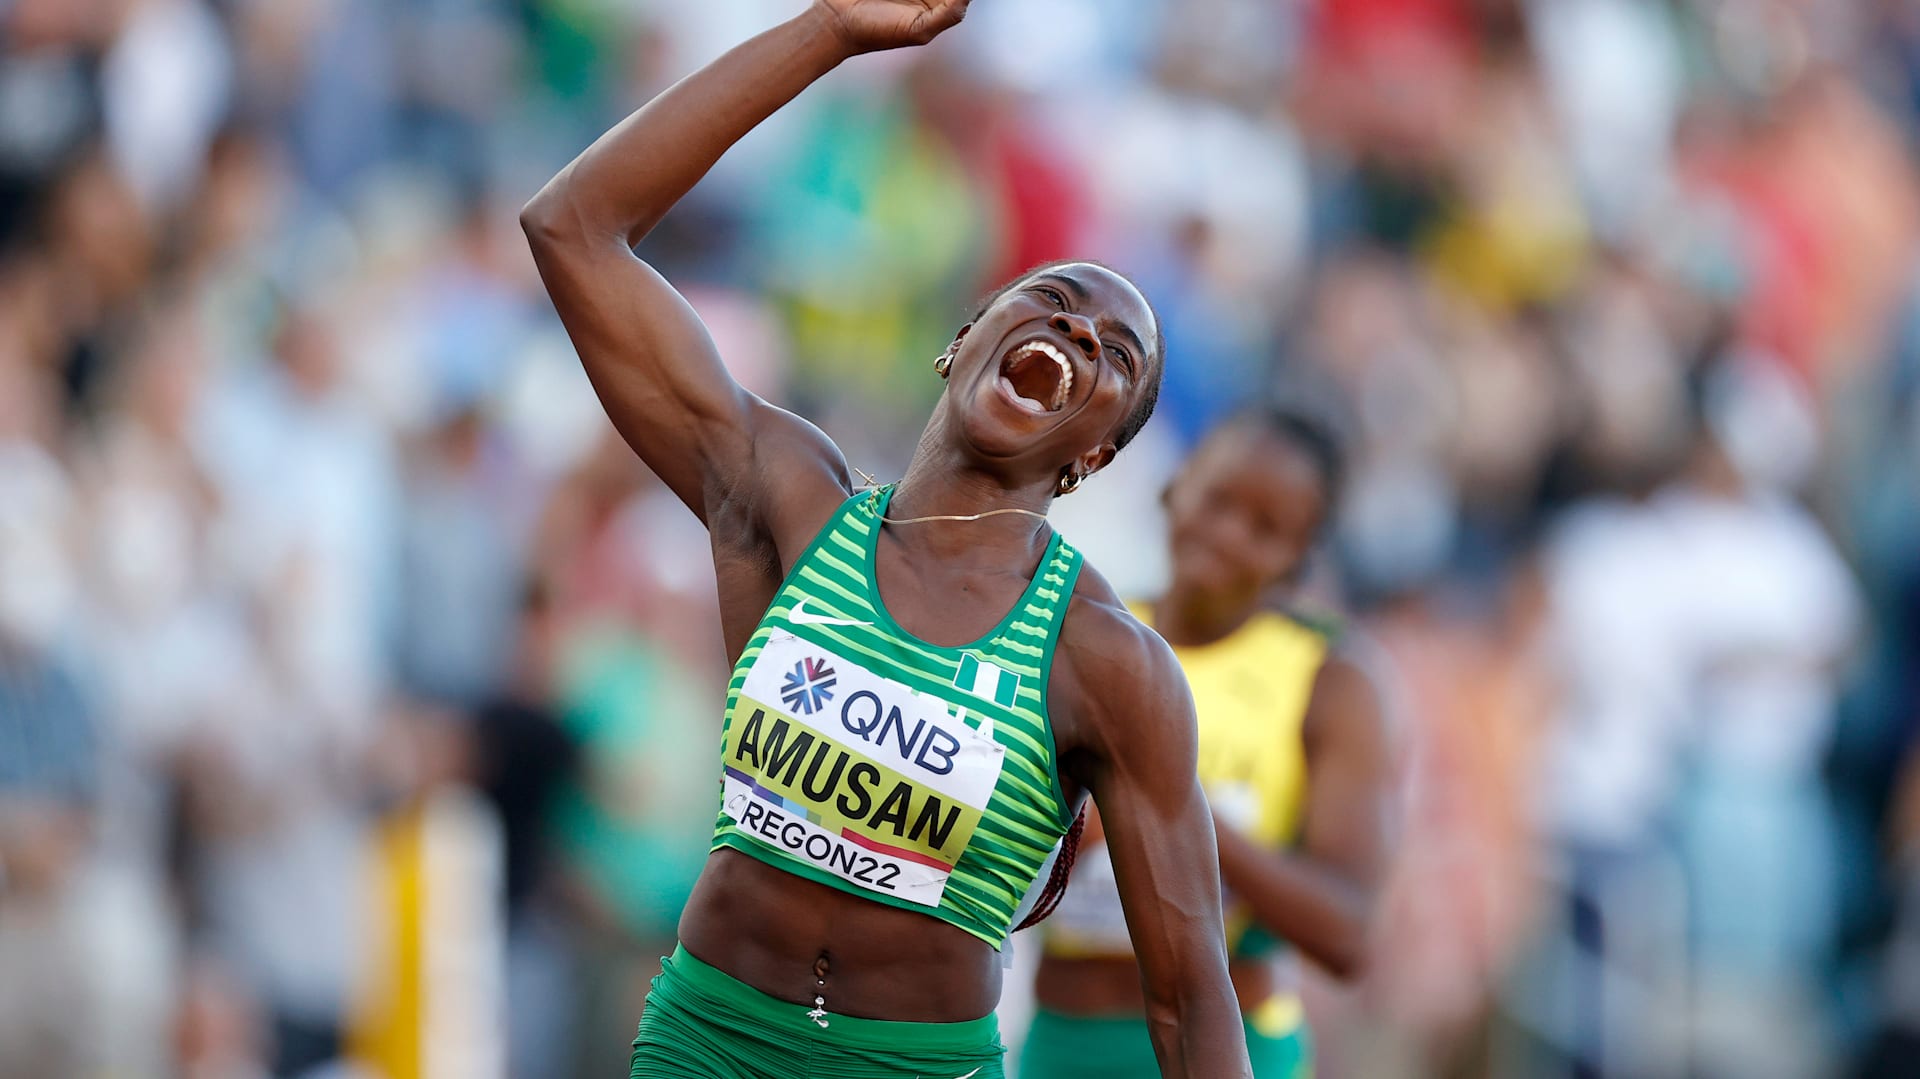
720, 634, 1006, 907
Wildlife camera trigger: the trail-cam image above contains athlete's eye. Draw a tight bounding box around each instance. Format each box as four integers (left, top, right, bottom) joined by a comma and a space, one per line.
1106, 342, 1134, 377
1035, 286, 1067, 308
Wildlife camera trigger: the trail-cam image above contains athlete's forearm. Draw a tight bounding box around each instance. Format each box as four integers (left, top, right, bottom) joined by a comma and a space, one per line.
524, 8, 851, 247
1147, 858, 1254, 1078
1081, 630, 1255, 1077
1120, 790, 1252, 1077
1145, 971, 1253, 1078
1216, 821, 1373, 979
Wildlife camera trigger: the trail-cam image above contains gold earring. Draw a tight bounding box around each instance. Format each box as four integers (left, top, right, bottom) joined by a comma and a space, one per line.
1058, 471, 1082, 495
934, 351, 953, 379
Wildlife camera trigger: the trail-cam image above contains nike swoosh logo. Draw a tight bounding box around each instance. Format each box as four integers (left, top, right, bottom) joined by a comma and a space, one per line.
788, 598, 873, 627
913, 1070, 981, 1079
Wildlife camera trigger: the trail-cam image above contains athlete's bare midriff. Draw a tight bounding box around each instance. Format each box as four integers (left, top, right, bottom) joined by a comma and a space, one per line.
1032, 954, 1280, 1018
677, 847, 1004, 1023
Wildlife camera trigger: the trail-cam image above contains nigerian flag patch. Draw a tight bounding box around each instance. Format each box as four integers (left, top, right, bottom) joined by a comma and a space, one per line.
955, 652, 1020, 709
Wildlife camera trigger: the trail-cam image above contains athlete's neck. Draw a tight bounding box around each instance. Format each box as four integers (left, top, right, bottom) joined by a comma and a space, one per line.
1152, 585, 1265, 648
885, 458, 1054, 566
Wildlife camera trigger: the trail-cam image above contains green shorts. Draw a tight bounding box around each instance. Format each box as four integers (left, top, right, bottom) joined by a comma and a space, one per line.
1016, 996, 1312, 1079
629, 944, 1006, 1079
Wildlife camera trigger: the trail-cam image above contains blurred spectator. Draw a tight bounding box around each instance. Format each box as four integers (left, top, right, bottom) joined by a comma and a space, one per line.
0, 625, 100, 1079
0, 141, 103, 1079
470, 581, 579, 1079
1327, 562, 1552, 1078
1521, 352, 1860, 1078
524, 432, 718, 1078
394, 401, 532, 706
1861, 748, 1920, 1076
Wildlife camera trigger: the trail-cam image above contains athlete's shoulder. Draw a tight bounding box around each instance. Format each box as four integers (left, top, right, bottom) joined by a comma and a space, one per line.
727, 397, 857, 552
1301, 628, 1400, 759
1049, 558, 1196, 772
1056, 561, 1189, 711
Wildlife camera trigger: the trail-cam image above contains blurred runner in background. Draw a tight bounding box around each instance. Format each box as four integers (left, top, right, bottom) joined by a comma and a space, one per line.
1023, 405, 1392, 1078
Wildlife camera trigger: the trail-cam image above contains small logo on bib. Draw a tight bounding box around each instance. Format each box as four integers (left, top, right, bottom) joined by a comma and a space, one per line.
781, 657, 837, 715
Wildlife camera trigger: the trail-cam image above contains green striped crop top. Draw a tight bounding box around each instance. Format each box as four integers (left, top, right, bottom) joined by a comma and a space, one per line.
710, 486, 1083, 947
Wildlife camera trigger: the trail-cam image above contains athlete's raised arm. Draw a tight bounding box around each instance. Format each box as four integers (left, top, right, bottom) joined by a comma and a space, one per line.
519, 1, 970, 528
1056, 599, 1255, 1078
1214, 652, 1392, 978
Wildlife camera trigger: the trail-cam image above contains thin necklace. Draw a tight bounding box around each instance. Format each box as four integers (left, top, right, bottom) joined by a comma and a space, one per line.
856, 468, 1050, 527
881, 506, 1050, 525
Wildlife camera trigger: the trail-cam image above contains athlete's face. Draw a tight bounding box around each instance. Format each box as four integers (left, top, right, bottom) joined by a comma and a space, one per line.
1164, 426, 1325, 602
943, 263, 1159, 482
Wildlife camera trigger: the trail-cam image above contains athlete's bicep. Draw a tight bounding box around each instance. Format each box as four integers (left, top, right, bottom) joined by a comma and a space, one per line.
1072, 631, 1237, 1041
1093, 694, 1222, 992
523, 210, 847, 527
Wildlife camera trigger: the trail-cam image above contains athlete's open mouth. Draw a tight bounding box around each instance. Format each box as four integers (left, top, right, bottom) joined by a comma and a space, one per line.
998, 339, 1074, 413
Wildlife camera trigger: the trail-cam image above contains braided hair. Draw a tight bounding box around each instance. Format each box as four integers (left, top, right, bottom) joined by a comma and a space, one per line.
1013, 805, 1088, 932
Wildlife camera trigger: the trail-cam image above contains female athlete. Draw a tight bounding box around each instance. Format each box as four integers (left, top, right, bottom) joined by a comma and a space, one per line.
1021, 409, 1393, 1078
519, 2, 1251, 1077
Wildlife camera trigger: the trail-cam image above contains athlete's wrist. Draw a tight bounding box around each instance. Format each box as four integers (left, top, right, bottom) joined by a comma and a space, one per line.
792, 4, 863, 67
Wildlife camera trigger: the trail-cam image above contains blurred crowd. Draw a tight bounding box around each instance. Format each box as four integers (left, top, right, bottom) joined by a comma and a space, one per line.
4, 0, 1920, 1077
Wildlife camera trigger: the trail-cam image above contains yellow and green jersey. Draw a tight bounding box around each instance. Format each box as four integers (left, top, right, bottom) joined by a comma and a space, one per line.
711, 486, 1082, 947
1042, 604, 1333, 959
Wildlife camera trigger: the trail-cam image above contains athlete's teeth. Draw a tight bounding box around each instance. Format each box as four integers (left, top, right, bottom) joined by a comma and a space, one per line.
1005, 339, 1075, 412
